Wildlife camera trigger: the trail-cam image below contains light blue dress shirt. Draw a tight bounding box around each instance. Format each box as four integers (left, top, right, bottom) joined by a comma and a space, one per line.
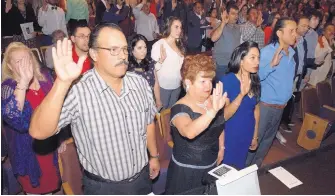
258, 43, 296, 105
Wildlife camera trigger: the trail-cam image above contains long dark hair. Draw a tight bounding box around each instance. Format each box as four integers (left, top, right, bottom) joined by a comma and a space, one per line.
269, 17, 294, 45
228, 41, 261, 102
128, 34, 152, 71
162, 16, 186, 56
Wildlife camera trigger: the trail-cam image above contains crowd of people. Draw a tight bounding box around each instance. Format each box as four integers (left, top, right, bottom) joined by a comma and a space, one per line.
1, 0, 335, 194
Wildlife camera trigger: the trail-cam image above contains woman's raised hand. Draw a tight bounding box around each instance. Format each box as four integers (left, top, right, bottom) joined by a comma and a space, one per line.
52, 38, 86, 83
212, 81, 228, 112
18, 55, 34, 87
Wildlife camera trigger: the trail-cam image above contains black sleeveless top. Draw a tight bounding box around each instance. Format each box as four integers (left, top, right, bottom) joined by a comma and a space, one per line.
170, 104, 225, 166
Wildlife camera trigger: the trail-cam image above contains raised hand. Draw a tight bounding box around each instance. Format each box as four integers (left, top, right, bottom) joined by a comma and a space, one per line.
52, 38, 86, 83
270, 46, 283, 67
211, 81, 228, 112
240, 72, 251, 96
18, 55, 34, 87
256, 11, 263, 27
221, 10, 229, 24
158, 44, 167, 64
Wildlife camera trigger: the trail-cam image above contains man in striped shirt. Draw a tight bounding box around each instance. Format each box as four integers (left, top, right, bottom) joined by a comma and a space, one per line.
30, 23, 160, 194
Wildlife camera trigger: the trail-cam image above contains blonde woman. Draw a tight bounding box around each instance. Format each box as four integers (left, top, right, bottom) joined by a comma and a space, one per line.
1, 42, 60, 194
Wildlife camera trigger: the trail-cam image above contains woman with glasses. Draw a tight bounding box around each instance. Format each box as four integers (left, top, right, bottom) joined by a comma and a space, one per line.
151, 16, 185, 109
128, 34, 163, 109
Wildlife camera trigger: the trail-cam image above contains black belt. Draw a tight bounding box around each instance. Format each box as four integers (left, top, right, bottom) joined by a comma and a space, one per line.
84, 165, 146, 183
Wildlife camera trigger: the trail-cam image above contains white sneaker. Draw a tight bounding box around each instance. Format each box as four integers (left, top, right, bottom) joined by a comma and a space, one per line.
288, 122, 295, 127
276, 132, 287, 145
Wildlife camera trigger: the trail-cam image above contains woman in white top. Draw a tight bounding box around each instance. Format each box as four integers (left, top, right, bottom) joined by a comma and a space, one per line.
151, 16, 185, 109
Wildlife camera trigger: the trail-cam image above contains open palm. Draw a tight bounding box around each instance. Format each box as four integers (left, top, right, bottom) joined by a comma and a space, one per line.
52, 38, 85, 83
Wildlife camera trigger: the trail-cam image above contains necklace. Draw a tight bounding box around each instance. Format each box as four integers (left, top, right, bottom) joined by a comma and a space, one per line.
31, 89, 39, 95
195, 100, 209, 111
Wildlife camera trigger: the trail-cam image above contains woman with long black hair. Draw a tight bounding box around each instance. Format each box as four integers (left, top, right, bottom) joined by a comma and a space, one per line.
219, 41, 261, 169
128, 34, 163, 109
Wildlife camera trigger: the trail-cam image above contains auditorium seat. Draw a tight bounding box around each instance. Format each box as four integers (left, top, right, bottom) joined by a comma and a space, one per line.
31, 48, 42, 63
316, 81, 333, 107
160, 108, 173, 148
152, 115, 172, 194
297, 87, 335, 150
58, 138, 83, 194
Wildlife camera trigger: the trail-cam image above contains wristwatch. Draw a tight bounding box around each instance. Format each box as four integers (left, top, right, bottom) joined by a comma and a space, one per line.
150, 153, 160, 159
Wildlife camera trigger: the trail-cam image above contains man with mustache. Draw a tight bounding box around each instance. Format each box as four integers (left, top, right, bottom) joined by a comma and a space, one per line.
29, 23, 160, 194
70, 21, 92, 74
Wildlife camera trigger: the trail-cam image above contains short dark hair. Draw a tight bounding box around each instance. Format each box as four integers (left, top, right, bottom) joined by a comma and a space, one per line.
294, 15, 309, 24
227, 4, 239, 14
88, 23, 123, 49
247, 7, 257, 15
307, 9, 322, 20
70, 20, 89, 36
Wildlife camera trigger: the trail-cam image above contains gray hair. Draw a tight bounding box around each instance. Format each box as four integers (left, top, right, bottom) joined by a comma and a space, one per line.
51, 30, 67, 44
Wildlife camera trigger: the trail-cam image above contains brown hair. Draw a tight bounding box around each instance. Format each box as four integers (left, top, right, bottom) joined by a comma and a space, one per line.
181, 54, 216, 83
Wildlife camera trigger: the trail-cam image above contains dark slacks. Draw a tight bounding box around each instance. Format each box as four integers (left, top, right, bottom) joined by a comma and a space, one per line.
82, 165, 152, 195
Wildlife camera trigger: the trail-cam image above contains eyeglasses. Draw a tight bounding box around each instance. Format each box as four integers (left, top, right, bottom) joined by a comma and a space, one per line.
75, 35, 90, 40
95, 46, 129, 56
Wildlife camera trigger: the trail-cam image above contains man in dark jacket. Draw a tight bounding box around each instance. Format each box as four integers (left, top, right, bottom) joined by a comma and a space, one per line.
187, 2, 207, 53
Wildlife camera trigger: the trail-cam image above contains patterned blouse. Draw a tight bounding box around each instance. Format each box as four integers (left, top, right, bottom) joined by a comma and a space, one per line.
1, 69, 58, 187
128, 60, 156, 90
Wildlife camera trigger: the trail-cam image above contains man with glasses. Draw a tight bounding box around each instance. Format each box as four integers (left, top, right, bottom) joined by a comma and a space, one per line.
29, 23, 160, 194
70, 21, 92, 74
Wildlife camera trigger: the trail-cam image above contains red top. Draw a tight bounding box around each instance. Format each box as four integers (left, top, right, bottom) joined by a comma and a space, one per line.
19, 88, 60, 194
72, 45, 92, 74
150, 2, 157, 18
264, 26, 273, 45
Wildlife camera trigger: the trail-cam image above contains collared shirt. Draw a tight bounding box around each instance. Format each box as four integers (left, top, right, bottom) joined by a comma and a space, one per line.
213, 23, 241, 65
65, 0, 89, 22
133, 3, 159, 41
72, 45, 91, 74
305, 29, 318, 59
296, 37, 305, 75
38, 4, 68, 36
240, 21, 265, 48
258, 43, 296, 105
56, 69, 157, 181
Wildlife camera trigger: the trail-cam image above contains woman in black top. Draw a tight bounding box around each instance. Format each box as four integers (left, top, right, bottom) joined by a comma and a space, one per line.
3, 0, 41, 49
128, 34, 163, 109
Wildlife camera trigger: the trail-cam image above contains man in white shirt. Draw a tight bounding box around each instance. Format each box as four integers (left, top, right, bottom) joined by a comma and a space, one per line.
38, 0, 68, 46
133, 0, 159, 53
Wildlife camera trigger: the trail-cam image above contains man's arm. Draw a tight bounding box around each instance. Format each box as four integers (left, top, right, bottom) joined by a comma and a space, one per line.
30, 39, 85, 139
211, 21, 226, 42
146, 122, 158, 157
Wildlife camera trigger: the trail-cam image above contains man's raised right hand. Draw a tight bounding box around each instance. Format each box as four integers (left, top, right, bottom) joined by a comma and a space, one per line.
52, 38, 86, 84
